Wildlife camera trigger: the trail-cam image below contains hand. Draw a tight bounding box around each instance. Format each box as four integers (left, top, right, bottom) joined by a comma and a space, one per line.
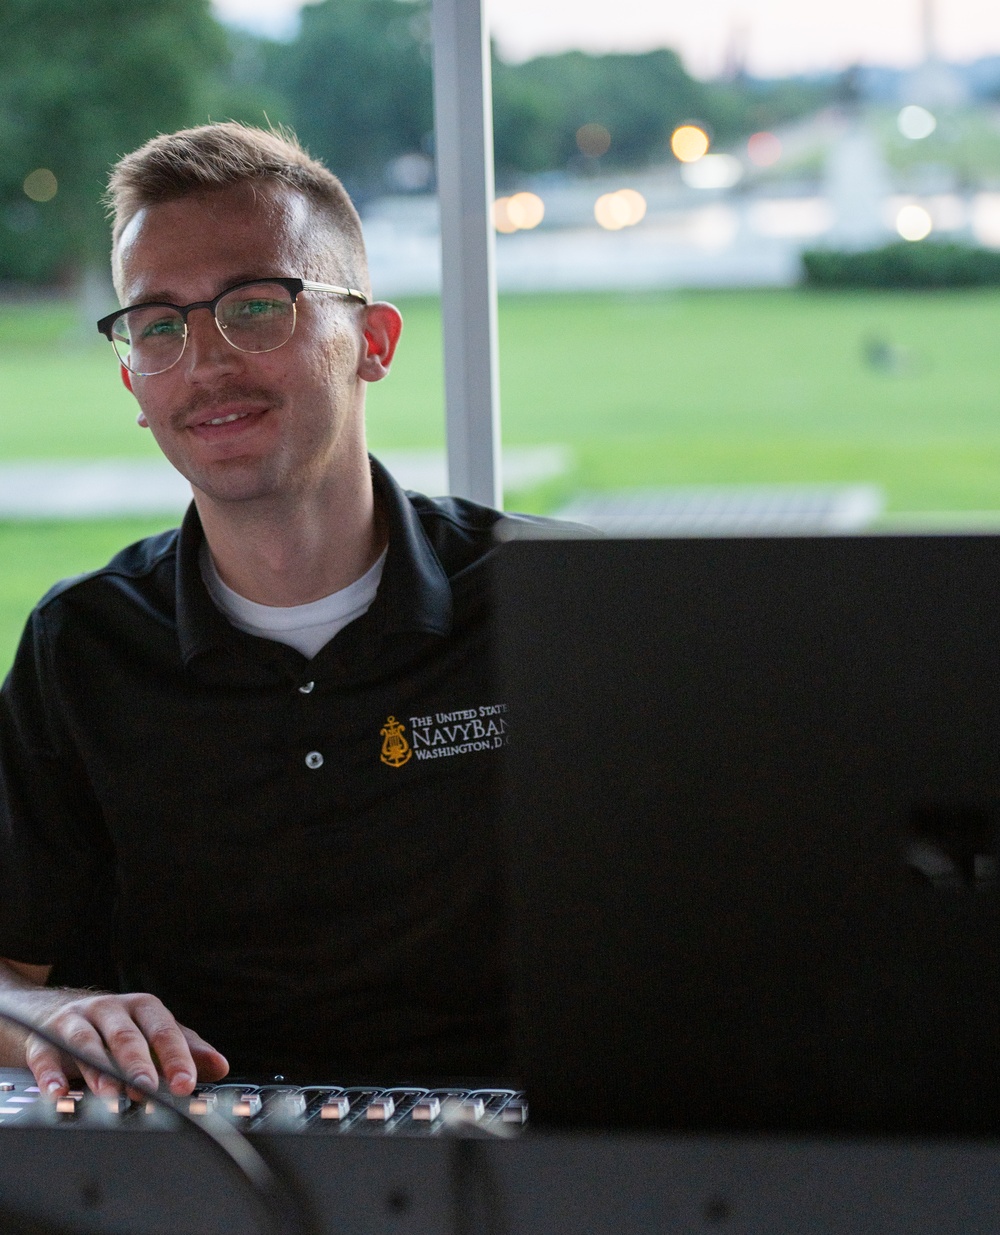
22, 990, 229, 1099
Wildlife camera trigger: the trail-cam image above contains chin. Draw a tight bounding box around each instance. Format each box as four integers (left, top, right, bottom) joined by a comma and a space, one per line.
189, 461, 287, 507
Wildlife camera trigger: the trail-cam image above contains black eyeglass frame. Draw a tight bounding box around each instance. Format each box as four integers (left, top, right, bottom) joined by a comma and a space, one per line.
96, 277, 370, 375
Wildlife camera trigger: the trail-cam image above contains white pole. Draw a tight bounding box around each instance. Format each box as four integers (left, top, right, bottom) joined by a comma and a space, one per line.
431, 0, 503, 508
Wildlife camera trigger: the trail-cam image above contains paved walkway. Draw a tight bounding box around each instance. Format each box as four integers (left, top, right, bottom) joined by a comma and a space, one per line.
556, 484, 885, 535
0, 453, 894, 533
0, 447, 572, 518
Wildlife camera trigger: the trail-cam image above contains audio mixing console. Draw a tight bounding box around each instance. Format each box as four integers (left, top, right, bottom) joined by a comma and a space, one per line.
0, 1070, 527, 1136
4, 1066, 1000, 1235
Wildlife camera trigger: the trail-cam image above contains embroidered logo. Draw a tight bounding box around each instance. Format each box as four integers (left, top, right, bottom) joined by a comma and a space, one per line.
407, 704, 508, 760
380, 715, 413, 768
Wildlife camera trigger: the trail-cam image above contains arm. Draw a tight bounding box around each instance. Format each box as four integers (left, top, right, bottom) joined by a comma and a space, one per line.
0, 959, 52, 1067
0, 957, 228, 1098
0, 608, 227, 1098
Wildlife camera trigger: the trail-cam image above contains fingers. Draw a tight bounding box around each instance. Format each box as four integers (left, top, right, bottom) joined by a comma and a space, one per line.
23, 1033, 71, 1098
181, 1026, 230, 1084
80, 1060, 120, 1100
22, 993, 227, 1100
130, 1001, 201, 1095
24, 1016, 117, 1099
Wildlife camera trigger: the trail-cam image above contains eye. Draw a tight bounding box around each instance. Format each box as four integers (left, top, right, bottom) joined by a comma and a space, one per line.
139, 314, 183, 340
227, 297, 287, 321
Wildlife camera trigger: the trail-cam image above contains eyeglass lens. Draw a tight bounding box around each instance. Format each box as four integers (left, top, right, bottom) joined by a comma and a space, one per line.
111, 281, 298, 376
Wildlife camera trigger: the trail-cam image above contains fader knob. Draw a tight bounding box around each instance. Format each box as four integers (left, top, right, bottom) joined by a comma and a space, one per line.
232, 1093, 262, 1118
320, 1096, 350, 1120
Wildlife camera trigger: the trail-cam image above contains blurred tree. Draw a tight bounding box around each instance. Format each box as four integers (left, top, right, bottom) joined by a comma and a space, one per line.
276, 8, 719, 188
0, 0, 836, 292
204, 28, 295, 135
704, 76, 835, 145
276, 0, 434, 198
493, 49, 712, 177
274, 1, 831, 191
0, 0, 228, 291
492, 52, 835, 180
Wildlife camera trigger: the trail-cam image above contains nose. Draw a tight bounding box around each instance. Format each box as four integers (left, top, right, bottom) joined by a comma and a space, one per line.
181, 306, 242, 381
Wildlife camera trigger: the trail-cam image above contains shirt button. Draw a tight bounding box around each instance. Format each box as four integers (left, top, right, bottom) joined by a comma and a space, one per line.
305, 751, 324, 770
298, 681, 315, 694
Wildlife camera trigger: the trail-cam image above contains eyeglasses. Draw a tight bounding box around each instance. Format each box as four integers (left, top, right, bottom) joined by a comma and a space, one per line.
96, 277, 369, 377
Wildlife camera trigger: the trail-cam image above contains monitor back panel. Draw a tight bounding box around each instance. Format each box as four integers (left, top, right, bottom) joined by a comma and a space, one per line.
495, 535, 1000, 1137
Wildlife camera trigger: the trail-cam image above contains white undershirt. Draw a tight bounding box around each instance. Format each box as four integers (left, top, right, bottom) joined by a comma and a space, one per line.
199, 541, 387, 658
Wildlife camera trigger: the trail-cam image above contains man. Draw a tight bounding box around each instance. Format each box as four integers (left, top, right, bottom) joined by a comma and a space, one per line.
0, 123, 531, 1099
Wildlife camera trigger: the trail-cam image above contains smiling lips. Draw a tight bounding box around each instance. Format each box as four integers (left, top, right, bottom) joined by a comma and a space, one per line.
186, 404, 268, 435
176, 385, 282, 436
189, 409, 262, 437
204, 411, 251, 426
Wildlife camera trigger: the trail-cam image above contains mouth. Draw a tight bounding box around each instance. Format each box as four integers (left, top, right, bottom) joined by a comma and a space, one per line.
174, 387, 281, 445
183, 400, 272, 436
201, 411, 252, 427
188, 407, 264, 437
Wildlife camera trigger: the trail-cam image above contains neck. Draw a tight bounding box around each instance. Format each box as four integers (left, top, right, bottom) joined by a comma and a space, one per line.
194, 451, 384, 607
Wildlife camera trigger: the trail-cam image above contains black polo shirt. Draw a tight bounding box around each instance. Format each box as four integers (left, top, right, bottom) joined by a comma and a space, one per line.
0, 459, 535, 1081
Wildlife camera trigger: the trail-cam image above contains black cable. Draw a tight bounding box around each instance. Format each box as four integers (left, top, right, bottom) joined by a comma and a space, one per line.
0, 1002, 316, 1235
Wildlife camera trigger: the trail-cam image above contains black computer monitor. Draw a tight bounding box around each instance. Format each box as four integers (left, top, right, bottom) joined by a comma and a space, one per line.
495, 534, 1000, 1137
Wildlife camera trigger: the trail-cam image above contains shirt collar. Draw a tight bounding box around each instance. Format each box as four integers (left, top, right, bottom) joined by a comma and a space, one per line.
175, 455, 453, 665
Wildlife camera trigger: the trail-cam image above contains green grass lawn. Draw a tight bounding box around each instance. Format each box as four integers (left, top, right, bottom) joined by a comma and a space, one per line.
326, 286, 1000, 512
0, 286, 999, 667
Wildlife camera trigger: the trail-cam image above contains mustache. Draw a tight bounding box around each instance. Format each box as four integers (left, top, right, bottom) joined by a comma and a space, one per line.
174, 385, 284, 427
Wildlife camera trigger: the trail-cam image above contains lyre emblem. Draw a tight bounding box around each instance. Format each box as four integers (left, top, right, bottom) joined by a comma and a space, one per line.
380, 715, 412, 768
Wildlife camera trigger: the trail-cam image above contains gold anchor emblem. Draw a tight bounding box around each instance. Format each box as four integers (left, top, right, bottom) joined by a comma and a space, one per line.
380, 715, 412, 768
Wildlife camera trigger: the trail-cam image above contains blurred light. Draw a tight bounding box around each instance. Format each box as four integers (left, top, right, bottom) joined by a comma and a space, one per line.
670, 125, 710, 164
506, 191, 545, 230
23, 169, 57, 202
615, 189, 647, 224
494, 192, 544, 233
576, 123, 611, 158
898, 105, 936, 140
681, 153, 743, 190
747, 131, 782, 167
896, 203, 933, 241
594, 189, 647, 231
493, 197, 518, 234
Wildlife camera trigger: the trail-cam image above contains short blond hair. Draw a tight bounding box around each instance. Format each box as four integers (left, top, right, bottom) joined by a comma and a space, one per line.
107, 122, 369, 293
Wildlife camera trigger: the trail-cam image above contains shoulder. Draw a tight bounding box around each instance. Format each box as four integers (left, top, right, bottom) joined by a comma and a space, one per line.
403, 490, 589, 578
32, 526, 180, 619
5, 526, 181, 713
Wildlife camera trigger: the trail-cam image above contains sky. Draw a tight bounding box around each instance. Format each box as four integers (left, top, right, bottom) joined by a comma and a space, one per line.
211, 0, 1000, 79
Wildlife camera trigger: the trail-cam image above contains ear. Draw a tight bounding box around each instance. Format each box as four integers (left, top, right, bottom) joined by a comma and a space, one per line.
357, 302, 403, 383
120, 364, 149, 426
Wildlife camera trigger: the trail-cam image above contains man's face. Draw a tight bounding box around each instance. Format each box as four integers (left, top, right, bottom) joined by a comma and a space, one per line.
114, 182, 383, 507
